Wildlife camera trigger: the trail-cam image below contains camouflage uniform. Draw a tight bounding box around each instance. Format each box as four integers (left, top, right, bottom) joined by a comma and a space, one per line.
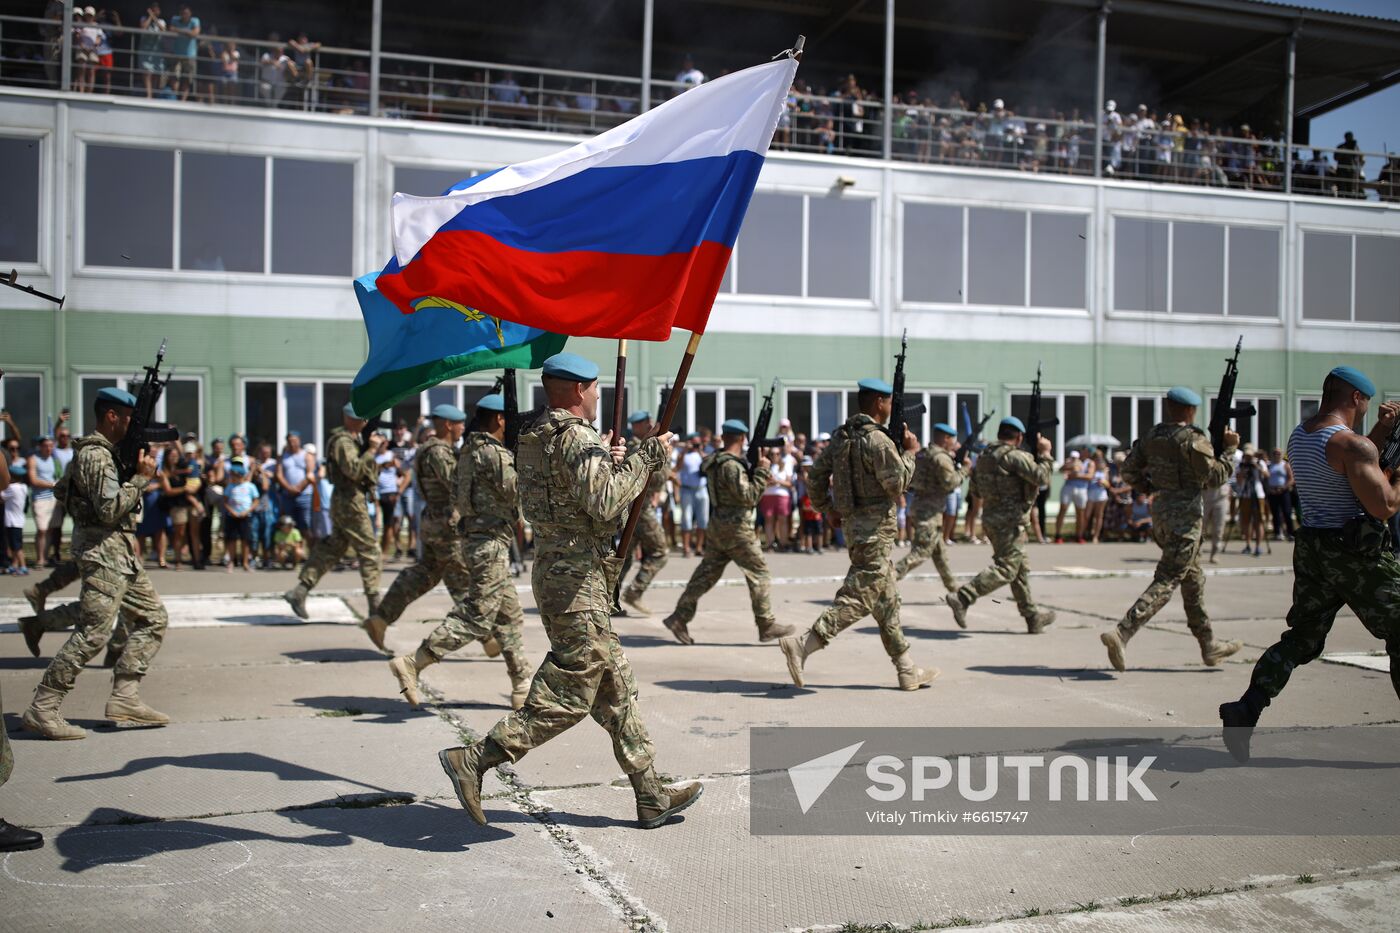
670, 451, 774, 630
954, 441, 1053, 620
421, 432, 526, 671
1114, 423, 1235, 645
297, 427, 381, 597
894, 447, 962, 590
0, 681, 11, 788
807, 414, 917, 657
621, 436, 669, 605
483, 409, 667, 774
373, 437, 471, 625
28, 559, 80, 603
40, 434, 167, 693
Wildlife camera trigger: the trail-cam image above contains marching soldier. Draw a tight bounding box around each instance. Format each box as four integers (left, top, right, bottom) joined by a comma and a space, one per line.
619, 410, 669, 616
945, 417, 1056, 633
388, 395, 530, 711
437, 353, 702, 829
779, 379, 937, 691
1101, 387, 1243, 671
1221, 368, 1400, 762
23, 559, 80, 621
894, 422, 963, 592
661, 419, 794, 645
283, 404, 382, 620
22, 387, 170, 740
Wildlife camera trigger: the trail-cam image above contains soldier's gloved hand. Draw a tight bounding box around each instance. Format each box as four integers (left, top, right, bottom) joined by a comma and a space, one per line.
1223, 429, 1240, 450
902, 426, 921, 453
136, 448, 158, 479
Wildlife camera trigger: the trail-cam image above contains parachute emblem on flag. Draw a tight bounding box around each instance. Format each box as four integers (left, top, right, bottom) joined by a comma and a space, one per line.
411, 295, 506, 346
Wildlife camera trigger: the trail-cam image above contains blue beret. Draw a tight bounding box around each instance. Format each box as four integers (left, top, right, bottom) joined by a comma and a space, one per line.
541, 352, 599, 382
721, 419, 749, 435
341, 403, 363, 419
431, 403, 466, 422
1001, 416, 1027, 433
96, 387, 137, 408
1329, 366, 1375, 398
1166, 386, 1202, 407
932, 422, 957, 437
857, 378, 894, 395
628, 410, 652, 425
476, 394, 506, 413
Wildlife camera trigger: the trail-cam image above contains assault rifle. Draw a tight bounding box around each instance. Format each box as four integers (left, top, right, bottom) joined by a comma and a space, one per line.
746, 379, 786, 477
488, 370, 537, 452
955, 407, 994, 467
1209, 337, 1254, 458
886, 329, 926, 446
116, 340, 179, 483
1025, 363, 1058, 456
1379, 417, 1400, 473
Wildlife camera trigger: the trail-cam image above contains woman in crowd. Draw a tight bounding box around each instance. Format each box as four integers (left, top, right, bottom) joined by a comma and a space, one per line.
1265, 447, 1296, 541
761, 444, 794, 552
376, 442, 404, 558
1081, 450, 1111, 543
1054, 450, 1088, 543
158, 442, 199, 569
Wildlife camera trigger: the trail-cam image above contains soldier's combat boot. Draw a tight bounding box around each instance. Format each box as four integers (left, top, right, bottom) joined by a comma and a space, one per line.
893, 651, 938, 691
0, 820, 44, 852
661, 613, 695, 646
629, 765, 703, 829
439, 738, 509, 825
1199, 637, 1243, 667
23, 584, 45, 617
1219, 686, 1270, 764
283, 583, 310, 620
17, 614, 43, 658
755, 619, 796, 643
621, 588, 651, 617
22, 685, 86, 741
1101, 628, 1127, 672
480, 634, 502, 658
945, 591, 969, 629
105, 674, 171, 728
503, 650, 530, 711
362, 614, 389, 652
389, 645, 437, 709
779, 630, 824, 687
364, 592, 380, 617
1026, 609, 1056, 634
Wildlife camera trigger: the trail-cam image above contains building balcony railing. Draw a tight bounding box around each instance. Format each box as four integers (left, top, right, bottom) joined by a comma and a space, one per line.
1, 13, 1396, 203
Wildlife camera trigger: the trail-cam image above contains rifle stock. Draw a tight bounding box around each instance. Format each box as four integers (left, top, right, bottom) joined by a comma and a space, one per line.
1379, 419, 1400, 473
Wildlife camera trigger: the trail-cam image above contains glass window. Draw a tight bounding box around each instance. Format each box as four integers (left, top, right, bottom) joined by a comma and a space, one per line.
600, 387, 630, 431
1228, 227, 1280, 318
956, 394, 981, 435
736, 193, 802, 296
244, 381, 278, 448
426, 385, 456, 409
926, 394, 950, 430
179, 152, 265, 273
284, 383, 316, 440
1064, 395, 1086, 443
968, 208, 1025, 306
902, 203, 963, 303
1258, 398, 1279, 451
394, 166, 474, 197
0, 374, 43, 445
1109, 396, 1131, 449
724, 388, 751, 426
692, 389, 718, 435
1030, 212, 1087, 309
807, 196, 871, 300
1114, 217, 1168, 313
1010, 391, 1084, 456
0, 137, 40, 263
271, 159, 354, 276
1299, 398, 1320, 422
785, 390, 812, 438
1210, 395, 1277, 450
321, 383, 352, 446
816, 391, 842, 434
1354, 235, 1400, 325
85, 145, 173, 268
164, 378, 201, 438
720, 255, 734, 293
80, 377, 119, 433
390, 398, 422, 435
1302, 232, 1352, 322
462, 383, 494, 414
1172, 222, 1225, 316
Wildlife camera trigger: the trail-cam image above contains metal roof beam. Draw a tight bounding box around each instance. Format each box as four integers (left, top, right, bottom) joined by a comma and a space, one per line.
1161, 34, 1284, 101
1295, 67, 1400, 119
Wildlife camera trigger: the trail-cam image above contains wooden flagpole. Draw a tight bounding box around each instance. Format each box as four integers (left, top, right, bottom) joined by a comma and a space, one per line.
611, 339, 628, 440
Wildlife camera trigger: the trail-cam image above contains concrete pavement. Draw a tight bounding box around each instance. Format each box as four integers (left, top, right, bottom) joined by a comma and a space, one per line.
1, 540, 1397, 931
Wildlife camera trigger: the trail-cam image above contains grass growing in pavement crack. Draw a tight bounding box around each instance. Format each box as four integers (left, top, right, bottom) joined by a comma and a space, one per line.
279, 793, 415, 812
1297, 874, 1316, 884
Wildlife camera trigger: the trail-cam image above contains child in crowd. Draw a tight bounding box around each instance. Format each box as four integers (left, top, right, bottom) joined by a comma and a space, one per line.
4, 463, 30, 574
273, 515, 305, 568
222, 460, 258, 572
1128, 492, 1153, 542
797, 458, 823, 554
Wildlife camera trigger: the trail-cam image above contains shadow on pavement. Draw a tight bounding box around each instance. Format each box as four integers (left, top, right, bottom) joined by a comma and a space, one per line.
284, 648, 388, 664
656, 678, 882, 697
966, 665, 1118, 681
292, 695, 427, 724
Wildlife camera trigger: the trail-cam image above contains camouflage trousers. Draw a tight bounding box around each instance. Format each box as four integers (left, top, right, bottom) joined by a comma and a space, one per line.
487, 554, 653, 774
1117, 518, 1212, 643
422, 535, 524, 661
1248, 528, 1400, 701
812, 507, 909, 659
27, 601, 134, 656
376, 515, 470, 625
32, 559, 80, 599
671, 519, 774, 628
894, 507, 957, 590
957, 515, 1040, 619
42, 552, 167, 693
1, 682, 11, 789
622, 507, 668, 601
299, 493, 380, 596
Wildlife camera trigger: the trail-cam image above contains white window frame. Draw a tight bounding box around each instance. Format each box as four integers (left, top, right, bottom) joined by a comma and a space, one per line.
237, 377, 350, 453
783, 386, 855, 438
1107, 393, 1165, 448
1297, 227, 1400, 328
661, 384, 755, 437
908, 389, 985, 443
76, 372, 203, 437
1006, 389, 1090, 457
719, 188, 877, 304
1108, 214, 1284, 321
1297, 396, 1321, 425
0, 129, 50, 274
1209, 393, 1283, 451
0, 369, 46, 443
76, 137, 361, 281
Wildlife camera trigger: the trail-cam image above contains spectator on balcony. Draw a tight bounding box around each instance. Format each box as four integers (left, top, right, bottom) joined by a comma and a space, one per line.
490, 71, 527, 105
288, 31, 321, 106
73, 7, 102, 94
257, 44, 297, 107
675, 54, 705, 89
138, 3, 166, 98
163, 3, 200, 102
219, 41, 240, 103
1101, 99, 1122, 174
1380, 155, 1400, 203
196, 40, 221, 105
1336, 131, 1363, 197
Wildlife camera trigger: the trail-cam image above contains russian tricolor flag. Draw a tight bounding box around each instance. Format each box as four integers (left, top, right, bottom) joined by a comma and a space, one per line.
378, 56, 799, 342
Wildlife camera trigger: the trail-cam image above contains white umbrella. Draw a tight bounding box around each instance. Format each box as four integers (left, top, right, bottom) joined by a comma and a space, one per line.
1065, 433, 1123, 449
